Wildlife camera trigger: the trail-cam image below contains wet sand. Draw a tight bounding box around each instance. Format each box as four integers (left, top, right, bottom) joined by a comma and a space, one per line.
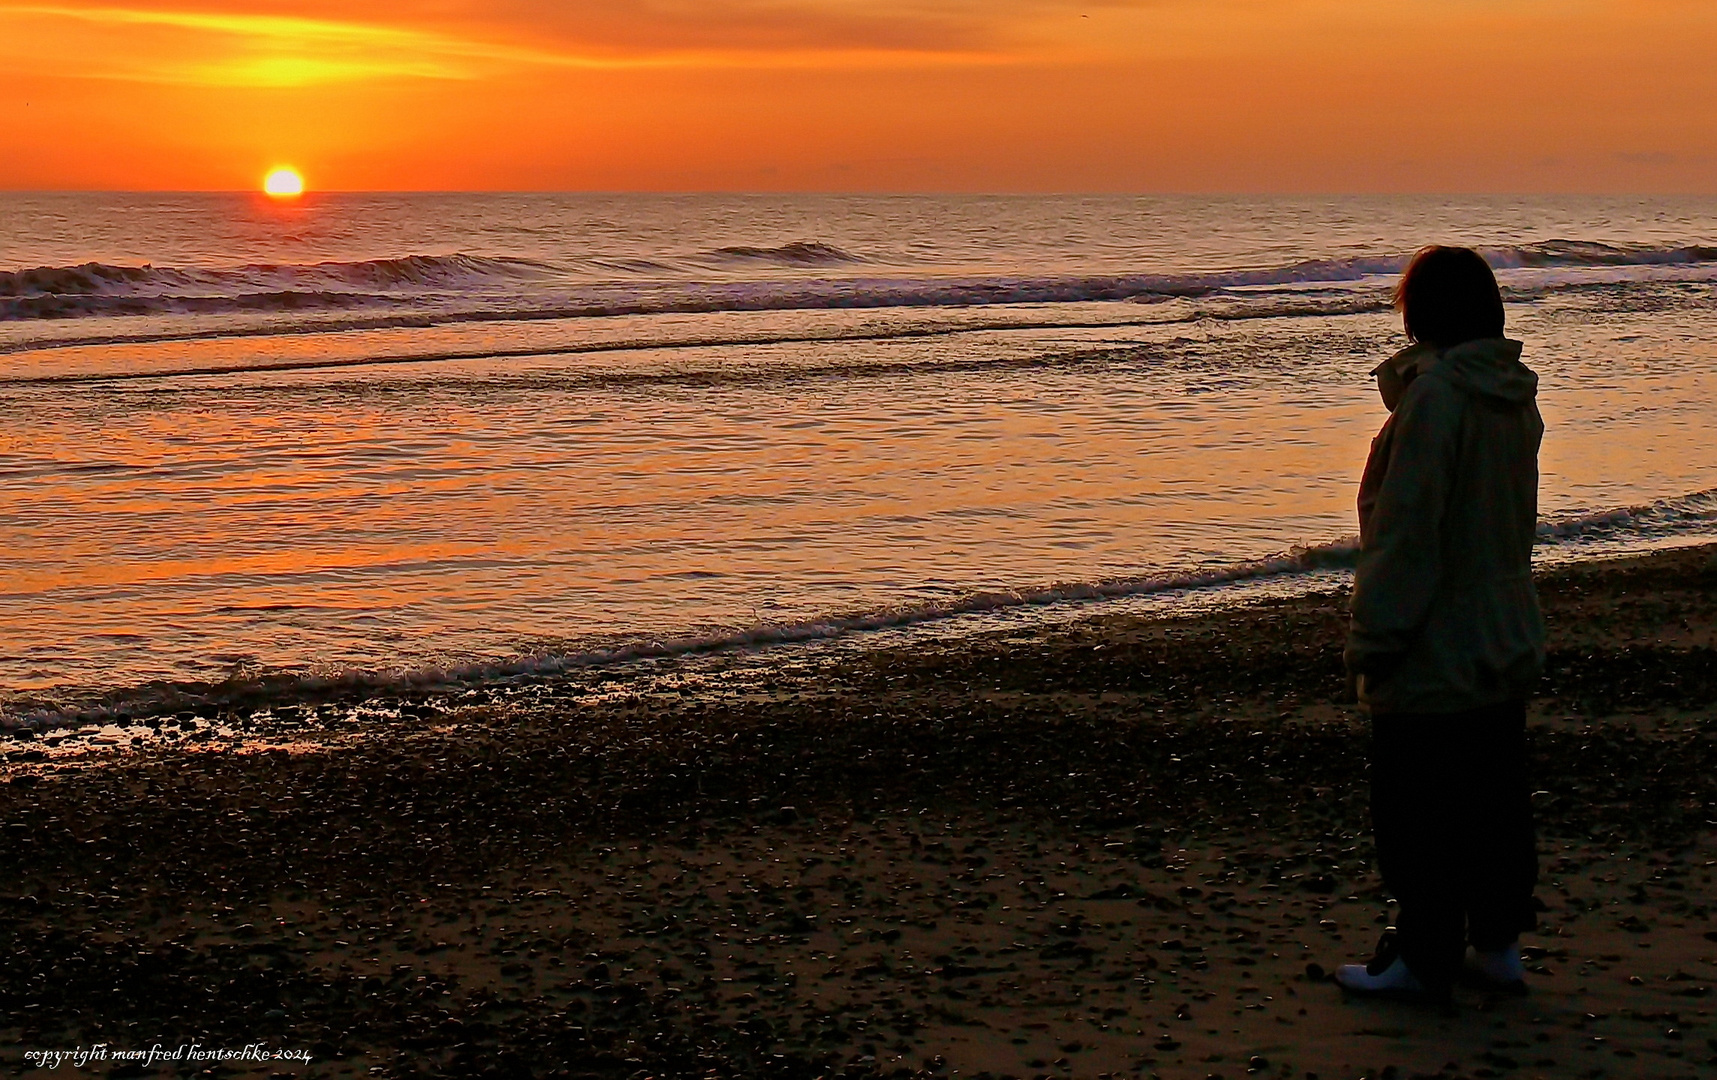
3, 545, 1717, 1079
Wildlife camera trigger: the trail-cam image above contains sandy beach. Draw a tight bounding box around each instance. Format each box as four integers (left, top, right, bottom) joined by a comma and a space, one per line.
3, 543, 1716, 1079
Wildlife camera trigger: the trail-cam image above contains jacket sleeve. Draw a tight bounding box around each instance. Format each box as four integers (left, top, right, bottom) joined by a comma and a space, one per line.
1344, 377, 1463, 677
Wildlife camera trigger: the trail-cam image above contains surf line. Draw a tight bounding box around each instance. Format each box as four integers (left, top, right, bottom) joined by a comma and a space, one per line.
0, 326, 1130, 385
0, 288, 1393, 361
0, 321, 1169, 386
2, 542, 1364, 731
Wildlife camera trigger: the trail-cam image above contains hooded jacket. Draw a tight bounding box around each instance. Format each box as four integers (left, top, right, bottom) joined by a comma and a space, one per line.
1345, 337, 1546, 714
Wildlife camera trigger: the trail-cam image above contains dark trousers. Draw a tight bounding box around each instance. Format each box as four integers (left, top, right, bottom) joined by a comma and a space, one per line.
1370, 700, 1538, 991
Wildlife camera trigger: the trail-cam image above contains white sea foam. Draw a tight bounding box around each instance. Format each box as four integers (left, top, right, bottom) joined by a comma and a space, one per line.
1537, 487, 1717, 542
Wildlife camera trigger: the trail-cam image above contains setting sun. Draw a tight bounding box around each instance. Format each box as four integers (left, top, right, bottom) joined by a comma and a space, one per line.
262, 166, 304, 197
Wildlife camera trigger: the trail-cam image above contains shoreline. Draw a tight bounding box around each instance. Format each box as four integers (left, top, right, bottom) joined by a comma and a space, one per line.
3, 544, 1716, 1078
7, 517, 1717, 738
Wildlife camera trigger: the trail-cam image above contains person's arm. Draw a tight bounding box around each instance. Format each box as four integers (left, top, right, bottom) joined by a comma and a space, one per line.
1344, 377, 1463, 678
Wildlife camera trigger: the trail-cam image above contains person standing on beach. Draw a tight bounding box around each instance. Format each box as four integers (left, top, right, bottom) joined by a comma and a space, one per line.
1335, 246, 1546, 1004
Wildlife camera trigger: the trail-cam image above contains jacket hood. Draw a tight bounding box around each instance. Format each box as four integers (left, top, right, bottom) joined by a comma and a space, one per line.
1371, 342, 1439, 382
1422, 338, 1537, 404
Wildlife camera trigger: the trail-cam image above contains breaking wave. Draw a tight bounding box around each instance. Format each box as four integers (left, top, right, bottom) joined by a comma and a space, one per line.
708, 241, 863, 265
9, 487, 1717, 732
1488, 239, 1717, 269
1537, 487, 1717, 543
4, 239, 1713, 326
0, 254, 550, 320
0, 253, 546, 297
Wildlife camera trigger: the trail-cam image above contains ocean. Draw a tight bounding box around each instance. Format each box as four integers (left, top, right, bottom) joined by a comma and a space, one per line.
3, 193, 1716, 726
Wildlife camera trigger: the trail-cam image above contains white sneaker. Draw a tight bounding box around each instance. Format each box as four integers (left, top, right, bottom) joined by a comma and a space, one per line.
1462, 942, 1527, 995
1334, 929, 1446, 1004
1335, 955, 1426, 995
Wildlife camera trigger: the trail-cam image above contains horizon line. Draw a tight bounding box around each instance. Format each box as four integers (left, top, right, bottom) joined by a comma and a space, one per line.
4, 188, 1716, 198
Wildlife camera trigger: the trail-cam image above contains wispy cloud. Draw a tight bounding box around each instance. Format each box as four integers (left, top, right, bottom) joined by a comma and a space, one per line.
4, 5, 480, 85
457, 1, 1105, 55
0, 1, 1115, 87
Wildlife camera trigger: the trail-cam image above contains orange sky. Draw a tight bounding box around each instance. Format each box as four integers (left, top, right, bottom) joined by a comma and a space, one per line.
2, 1, 1714, 192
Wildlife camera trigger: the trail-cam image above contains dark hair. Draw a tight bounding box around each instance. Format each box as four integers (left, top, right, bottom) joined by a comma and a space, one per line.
1393, 245, 1505, 347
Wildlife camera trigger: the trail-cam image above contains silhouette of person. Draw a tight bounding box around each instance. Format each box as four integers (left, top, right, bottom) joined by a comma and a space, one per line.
1336, 246, 1545, 1003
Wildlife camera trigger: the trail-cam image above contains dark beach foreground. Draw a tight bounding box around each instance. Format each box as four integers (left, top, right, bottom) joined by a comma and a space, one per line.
4, 546, 1717, 1079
